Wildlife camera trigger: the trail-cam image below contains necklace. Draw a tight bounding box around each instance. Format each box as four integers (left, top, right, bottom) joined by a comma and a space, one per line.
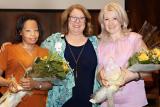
67, 42, 86, 78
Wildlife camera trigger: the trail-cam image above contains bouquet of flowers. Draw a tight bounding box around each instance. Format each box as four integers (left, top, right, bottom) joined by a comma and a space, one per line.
25, 52, 70, 81
128, 48, 160, 72
0, 52, 70, 107
90, 48, 160, 106
0, 77, 27, 107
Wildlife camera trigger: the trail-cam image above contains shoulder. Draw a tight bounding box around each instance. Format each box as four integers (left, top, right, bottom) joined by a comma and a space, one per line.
41, 32, 65, 48
89, 35, 98, 40
2, 43, 17, 52
127, 32, 145, 48
0, 44, 19, 58
35, 45, 49, 56
41, 32, 66, 55
36, 45, 48, 52
89, 35, 98, 45
128, 32, 142, 39
42, 32, 64, 43
89, 35, 98, 49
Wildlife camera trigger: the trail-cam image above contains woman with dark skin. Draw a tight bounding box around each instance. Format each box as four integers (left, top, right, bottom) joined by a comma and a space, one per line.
0, 15, 52, 107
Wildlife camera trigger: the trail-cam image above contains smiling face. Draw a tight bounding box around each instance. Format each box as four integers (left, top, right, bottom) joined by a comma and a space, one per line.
68, 8, 86, 35
20, 20, 39, 45
103, 10, 122, 35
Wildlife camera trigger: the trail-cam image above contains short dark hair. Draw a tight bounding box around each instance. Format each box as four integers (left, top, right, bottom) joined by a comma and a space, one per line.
12, 15, 43, 45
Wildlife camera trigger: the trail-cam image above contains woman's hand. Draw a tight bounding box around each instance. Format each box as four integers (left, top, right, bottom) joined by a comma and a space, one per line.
121, 68, 140, 83
0, 42, 12, 52
99, 67, 127, 87
98, 67, 109, 87
7, 78, 19, 93
20, 77, 37, 91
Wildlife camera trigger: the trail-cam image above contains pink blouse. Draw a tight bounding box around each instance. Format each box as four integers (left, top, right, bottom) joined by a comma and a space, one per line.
98, 32, 148, 107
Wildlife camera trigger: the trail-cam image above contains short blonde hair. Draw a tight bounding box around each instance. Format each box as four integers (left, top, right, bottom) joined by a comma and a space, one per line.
99, 2, 130, 36
61, 4, 93, 36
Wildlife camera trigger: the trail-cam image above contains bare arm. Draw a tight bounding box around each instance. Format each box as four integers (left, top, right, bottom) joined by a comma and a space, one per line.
0, 42, 12, 52
98, 67, 109, 87
34, 81, 53, 90
20, 78, 52, 91
123, 68, 151, 84
99, 67, 152, 87
134, 39, 152, 79
0, 70, 19, 92
0, 70, 10, 87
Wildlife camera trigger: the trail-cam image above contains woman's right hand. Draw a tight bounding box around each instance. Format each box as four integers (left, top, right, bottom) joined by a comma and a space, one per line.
20, 77, 37, 91
98, 67, 109, 87
0, 42, 12, 52
8, 79, 19, 93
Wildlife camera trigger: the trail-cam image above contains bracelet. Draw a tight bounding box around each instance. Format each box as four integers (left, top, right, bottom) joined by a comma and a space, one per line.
38, 83, 42, 89
39, 84, 42, 89
136, 72, 142, 81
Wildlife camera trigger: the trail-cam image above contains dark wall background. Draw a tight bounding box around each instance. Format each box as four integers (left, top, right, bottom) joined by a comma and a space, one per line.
126, 0, 160, 32
0, 10, 100, 46
126, 0, 160, 49
0, 0, 160, 46
0, 0, 159, 105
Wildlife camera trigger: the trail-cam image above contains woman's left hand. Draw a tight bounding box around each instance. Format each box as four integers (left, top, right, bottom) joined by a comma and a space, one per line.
0, 42, 12, 52
8, 80, 19, 93
98, 67, 109, 87
121, 68, 140, 84
20, 77, 36, 90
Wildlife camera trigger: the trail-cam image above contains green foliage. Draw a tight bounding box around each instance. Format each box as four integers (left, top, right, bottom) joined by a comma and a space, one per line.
128, 52, 139, 66
26, 52, 70, 80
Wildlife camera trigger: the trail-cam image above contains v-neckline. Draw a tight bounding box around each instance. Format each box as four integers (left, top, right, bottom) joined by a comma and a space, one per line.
18, 43, 37, 57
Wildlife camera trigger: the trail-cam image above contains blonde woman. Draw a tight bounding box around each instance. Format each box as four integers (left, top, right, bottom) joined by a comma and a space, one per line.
98, 2, 151, 107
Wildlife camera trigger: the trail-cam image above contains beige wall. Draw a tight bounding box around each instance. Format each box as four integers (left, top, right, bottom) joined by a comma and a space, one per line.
0, 0, 124, 9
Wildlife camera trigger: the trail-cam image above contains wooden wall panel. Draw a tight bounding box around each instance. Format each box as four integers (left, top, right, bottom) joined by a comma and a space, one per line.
126, 0, 160, 49
126, 1, 160, 105
0, 10, 100, 46
0, 0, 159, 46
126, 0, 160, 32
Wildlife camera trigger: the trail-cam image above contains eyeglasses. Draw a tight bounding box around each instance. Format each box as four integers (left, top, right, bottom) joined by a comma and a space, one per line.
69, 16, 86, 22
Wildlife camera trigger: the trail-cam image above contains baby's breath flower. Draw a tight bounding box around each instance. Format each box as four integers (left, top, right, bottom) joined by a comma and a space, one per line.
55, 42, 62, 52
60, 34, 65, 37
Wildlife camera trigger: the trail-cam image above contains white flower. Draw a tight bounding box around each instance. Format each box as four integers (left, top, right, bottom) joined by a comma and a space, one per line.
0, 77, 27, 107
0, 91, 27, 107
60, 34, 65, 37
55, 42, 62, 52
